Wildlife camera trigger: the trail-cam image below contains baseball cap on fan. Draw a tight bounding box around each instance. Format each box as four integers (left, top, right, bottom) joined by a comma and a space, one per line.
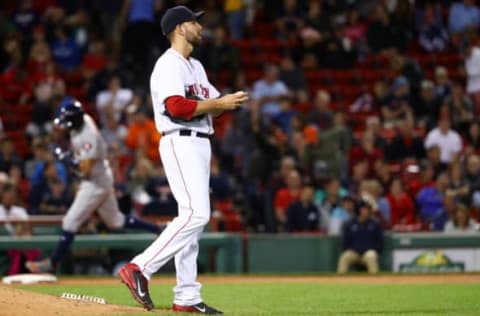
161, 5, 204, 36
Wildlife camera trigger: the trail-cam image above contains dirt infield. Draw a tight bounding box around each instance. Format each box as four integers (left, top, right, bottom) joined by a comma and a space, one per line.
2, 274, 480, 316
0, 285, 146, 316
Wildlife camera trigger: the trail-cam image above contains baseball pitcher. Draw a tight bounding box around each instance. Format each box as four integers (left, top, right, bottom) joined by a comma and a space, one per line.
118, 5, 248, 314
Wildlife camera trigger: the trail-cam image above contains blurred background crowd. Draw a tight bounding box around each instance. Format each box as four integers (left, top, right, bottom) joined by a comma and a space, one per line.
1, 0, 480, 236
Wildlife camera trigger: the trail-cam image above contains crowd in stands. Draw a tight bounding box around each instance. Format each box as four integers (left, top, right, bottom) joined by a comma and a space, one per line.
1, 0, 480, 236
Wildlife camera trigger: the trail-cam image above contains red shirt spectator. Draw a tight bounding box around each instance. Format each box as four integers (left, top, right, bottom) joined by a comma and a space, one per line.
349, 131, 383, 177
386, 178, 415, 227
274, 169, 302, 230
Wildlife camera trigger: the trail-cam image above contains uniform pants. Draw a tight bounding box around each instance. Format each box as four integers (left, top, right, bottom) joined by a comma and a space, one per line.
132, 134, 211, 306
337, 249, 379, 274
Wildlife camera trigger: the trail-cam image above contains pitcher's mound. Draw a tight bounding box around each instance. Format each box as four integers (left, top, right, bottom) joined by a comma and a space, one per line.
0, 286, 147, 316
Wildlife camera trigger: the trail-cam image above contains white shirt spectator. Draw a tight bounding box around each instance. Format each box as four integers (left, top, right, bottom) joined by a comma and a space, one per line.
444, 219, 477, 233
466, 46, 480, 94
0, 204, 28, 235
96, 88, 133, 123
424, 124, 462, 163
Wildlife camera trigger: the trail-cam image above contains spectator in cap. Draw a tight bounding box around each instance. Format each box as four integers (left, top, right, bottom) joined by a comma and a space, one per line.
381, 75, 413, 126
337, 199, 384, 274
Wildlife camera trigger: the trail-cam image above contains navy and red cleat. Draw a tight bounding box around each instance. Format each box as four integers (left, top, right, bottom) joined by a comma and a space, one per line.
118, 263, 154, 310
172, 302, 223, 314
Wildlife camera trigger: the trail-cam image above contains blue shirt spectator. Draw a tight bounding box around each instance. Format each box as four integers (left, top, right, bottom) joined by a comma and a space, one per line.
448, 1, 480, 33
127, 0, 155, 22
416, 173, 449, 230
285, 186, 319, 232
51, 26, 81, 71
342, 211, 384, 255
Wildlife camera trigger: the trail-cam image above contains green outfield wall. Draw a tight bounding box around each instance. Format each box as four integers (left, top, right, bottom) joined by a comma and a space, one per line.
1, 232, 479, 274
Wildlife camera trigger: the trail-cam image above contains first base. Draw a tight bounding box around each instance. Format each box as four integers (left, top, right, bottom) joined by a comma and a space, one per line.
2, 273, 58, 284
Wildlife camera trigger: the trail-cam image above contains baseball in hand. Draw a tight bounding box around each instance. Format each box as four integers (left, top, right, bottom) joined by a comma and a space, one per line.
234, 91, 248, 97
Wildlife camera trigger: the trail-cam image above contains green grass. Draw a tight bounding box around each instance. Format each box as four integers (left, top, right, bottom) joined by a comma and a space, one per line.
17, 280, 480, 315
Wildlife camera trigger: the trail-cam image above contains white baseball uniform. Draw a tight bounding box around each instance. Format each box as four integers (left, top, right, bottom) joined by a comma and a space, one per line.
131, 48, 219, 306
62, 114, 125, 232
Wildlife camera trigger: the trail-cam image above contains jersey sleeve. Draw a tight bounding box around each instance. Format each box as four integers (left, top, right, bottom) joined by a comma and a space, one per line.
150, 57, 186, 107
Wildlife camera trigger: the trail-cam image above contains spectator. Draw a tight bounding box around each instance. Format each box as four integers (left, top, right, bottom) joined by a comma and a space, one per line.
381, 76, 414, 125
465, 154, 480, 202
26, 62, 63, 138
424, 117, 463, 164
328, 195, 355, 235
0, 138, 23, 173
201, 0, 225, 38
37, 177, 72, 215
302, 124, 344, 180
341, 7, 367, 54
386, 178, 416, 228
142, 165, 177, 217
386, 117, 425, 162
250, 63, 289, 118
465, 41, 480, 110
119, 0, 159, 86
0, 182, 41, 275
28, 160, 68, 214
302, 0, 332, 43
210, 158, 233, 204
50, 25, 81, 72
308, 90, 333, 130
278, 55, 308, 102
285, 185, 320, 232
386, 48, 424, 100
275, 0, 305, 40
273, 169, 302, 230
337, 200, 384, 274
366, 4, 403, 53
425, 145, 448, 177
416, 172, 450, 230
444, 203, 477, 233
100, 113, 128, 155
124, 104, 161, 161
464, 120, 480, 154
11, 0, 38, 39
414, 79, 439, 126
349, 131, 384, 177
126, 155, 155, 210
448, 0, 480, 49
447, 161, 470, 205
417, 1, 448, 52
194, 25, 240, 83
272, 96, 296, 134
316, 177, 348, 232
433, 66, 452, 101
444, 82, 474, 135
27, 32, 53, 77
268, 155, 297, 195
1, 181, 44, 271
224, 0, 247, 40
95, 75, 133, 125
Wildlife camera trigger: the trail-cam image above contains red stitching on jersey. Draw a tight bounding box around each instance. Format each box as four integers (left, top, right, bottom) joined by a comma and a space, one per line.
141, 138, 193, 271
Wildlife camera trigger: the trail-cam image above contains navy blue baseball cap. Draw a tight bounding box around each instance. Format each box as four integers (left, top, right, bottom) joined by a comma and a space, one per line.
161, 5, 204, 36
